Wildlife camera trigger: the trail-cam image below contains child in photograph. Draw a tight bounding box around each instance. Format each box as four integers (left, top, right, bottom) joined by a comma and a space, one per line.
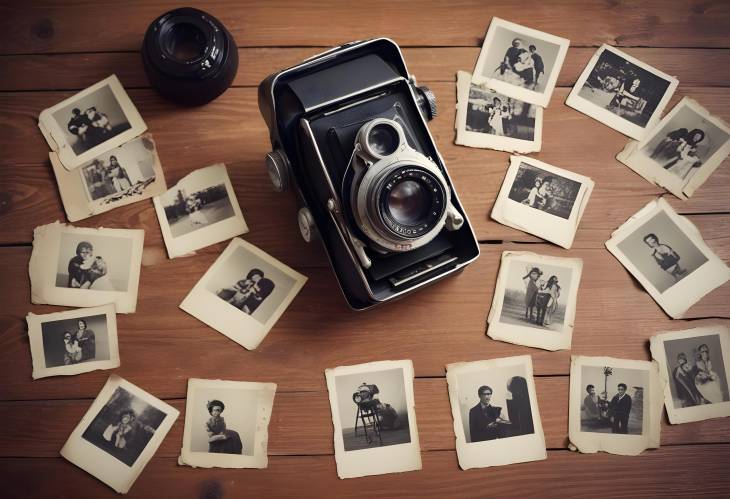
663, 129, 705, 179
205, 400, 243, 454
67, 241, 110, 289
642, 233, 687, 280
522, 267, 543, 322
103, 409, 137, 450
583, 384, 603, 422
63, 331, 83, 365
67, 108, 91, 142
608, 383, 632, 434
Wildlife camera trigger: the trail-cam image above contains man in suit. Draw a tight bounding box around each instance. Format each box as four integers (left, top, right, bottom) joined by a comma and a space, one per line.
609, 383, 632, 434
468, 385, 503, 442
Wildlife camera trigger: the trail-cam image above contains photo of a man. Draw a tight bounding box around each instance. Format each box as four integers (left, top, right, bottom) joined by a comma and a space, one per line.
609, 383, 632, 434
468, 385, 506, 442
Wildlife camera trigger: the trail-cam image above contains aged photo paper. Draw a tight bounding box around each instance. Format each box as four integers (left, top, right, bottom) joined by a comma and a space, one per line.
455, 71, 543, 153
153, 164, 248, 258
446, 356, 546, 469
38, 75, 147, 171
179, 378, 277, 468
472, 17, 570, 107
569, 355, 665, 456
616, 97, 730, 199
52, 134, 167, 222
487, 251, 583, 351
29, 221, 145, 313
26, 303, 120, 379
650, 325, 730, 424
60, 375, 179, 494
491, 155, 594, 248
605, 198, 730, 318
566, 45, 679, 140
325, 359, 421, 479
180, 237, 307, 350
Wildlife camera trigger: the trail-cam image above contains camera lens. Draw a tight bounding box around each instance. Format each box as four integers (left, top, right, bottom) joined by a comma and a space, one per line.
387, 180, 431, 225
142, 8, 238, 106
367, 123, 400, 157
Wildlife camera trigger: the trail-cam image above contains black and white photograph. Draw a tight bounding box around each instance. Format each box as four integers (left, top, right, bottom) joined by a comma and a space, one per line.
180, 379, 277, 468
26, 304, 120, 379
38, 75, 147, 170
617, 97, 730, 199
569, 356, 664, 456
51, 134, 167, 222
566, 45, 678, 140
325, 360, 421, 479
491, 156, 594, 249
180, 237, 307, 350
29, 222, 145, 313
487, 251, 583, 351
455, 71, 542, 153
153, 163, 248, 258
472, 17, 569, 107
606, 198, 729, 318
651, 326, 730, 424
446, 356, 546, 469
60, 375, 178, 494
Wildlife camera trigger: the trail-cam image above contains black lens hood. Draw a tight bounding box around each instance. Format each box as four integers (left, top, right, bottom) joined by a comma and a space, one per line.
142, 7, 238, 106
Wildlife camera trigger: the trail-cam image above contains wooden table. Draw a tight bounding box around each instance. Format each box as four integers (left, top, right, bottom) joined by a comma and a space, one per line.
1, 1, 729, 497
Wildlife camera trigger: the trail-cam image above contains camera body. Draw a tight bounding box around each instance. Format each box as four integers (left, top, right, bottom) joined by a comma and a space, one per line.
259, 39, 479, 310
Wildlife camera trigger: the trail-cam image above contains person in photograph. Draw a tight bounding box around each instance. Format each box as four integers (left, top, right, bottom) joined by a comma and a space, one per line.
608, 383, 632, 434
106, 155, 132, 193
672, 353, 707, 407
694, 344, 724, 403
535, 275, 561, 326
642, 233, 687, 281
489, 97, 512, 136
583, 384, 602, 422
186, 195, 208, 227
84, 106, 112, 146
102, 409, 137, 450
67, 241, 108, 289
63, 331, 83, 365
506, 376, 533, 436
650, 128, 688, 162
216, 269, 276, 315
530, 45, 545, 89
662, 129, 705, 180
513, 49, 536, 87
74, 319, 96, 361
522, 178, 543, 207
67, 107, 91, 143
609, 77, 643, 114
500, 38, 526, 75
469, 385, 508, 442
205, 400, 243, 454
522, 267, 543, 322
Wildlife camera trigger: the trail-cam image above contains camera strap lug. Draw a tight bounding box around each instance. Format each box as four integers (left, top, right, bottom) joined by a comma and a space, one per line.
445, 202, 465, 231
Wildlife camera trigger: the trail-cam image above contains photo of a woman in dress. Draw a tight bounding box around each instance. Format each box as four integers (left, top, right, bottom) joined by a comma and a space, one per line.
106, 155, 132, 192
672, 353, 708, 407
205, 400, 243, 454
695, 344, 724, 403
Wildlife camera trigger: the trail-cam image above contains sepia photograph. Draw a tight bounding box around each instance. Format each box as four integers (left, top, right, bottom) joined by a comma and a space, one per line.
446, 356, 546, 470
487, 251, 583, 351
153, 163, 248, 258
651, 325, 730, 424
180, 379, 277, 469
60, 375, 178, 493
566, 45, 678, 140
491, 156, 594, 248
180, 237, 307, 350
51, 134, 167, 222
617, 97, 730, 199
26, 304, 119, 379
30, 222, 144, 313
455, 71, 542, 153
472, 17, 569, 107
38, 75, 147, 170
569, 356, 664, 456
325, 360, 421, 479
606, 198, 730, 318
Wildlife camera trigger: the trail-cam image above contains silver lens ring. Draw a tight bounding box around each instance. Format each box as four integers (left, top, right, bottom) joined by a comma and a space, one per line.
356, 118, 406, 160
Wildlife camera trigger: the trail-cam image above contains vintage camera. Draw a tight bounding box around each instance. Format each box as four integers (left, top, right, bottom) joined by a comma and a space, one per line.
259, 39, 479, 310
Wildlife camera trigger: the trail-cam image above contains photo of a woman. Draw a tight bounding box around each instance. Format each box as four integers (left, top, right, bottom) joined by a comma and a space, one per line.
662, 128, 705, 180
75, 318, 96, 361
695, 344, 724, 403
107, 155, 132, 192
67, 241, 108, 289
103, 409, 137, 450
205, 400, 243, 454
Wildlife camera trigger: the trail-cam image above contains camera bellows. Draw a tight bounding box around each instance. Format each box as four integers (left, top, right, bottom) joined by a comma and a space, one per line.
141, 8, 238, 106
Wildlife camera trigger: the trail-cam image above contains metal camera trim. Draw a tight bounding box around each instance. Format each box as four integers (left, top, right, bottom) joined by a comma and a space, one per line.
349, 119, 452, 253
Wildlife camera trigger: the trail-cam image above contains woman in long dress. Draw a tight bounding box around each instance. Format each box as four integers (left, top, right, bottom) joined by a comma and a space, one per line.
107, 155, 132, 192
541, 275, 561, 326
206, 400, 243, 454
694, 344, 725, 403
488, 98, 509, 136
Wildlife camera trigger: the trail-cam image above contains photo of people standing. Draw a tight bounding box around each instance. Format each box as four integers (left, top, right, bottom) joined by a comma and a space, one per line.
51, 84, 132, 155
465, 84, 537, 141
161, 183, 236, 238
507, 162, 582, 220
40, 314, 110, 368
580, 365, 646, 435
663, 334, 729, 408
577, 49, 671, 128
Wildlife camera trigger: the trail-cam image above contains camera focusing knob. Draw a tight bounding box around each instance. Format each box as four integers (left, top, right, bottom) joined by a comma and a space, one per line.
297, 207, 318, 243
415, 85, 437, 120
265, 149, 291, 192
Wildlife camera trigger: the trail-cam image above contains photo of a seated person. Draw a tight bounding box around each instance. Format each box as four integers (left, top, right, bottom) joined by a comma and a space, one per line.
216, 268, 275, 315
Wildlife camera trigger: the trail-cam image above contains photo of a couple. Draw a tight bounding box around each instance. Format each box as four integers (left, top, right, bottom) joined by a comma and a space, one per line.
581, 366, 645, 435
215, 268, 276, 316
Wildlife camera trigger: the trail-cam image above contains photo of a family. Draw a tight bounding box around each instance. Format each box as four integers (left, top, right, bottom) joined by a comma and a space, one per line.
466, 84, 537, 140
580, 365, 646, 435
41, 314, 107, 367
56, 233, 133, 292
664, 334, 729, 408
486, 34, 552, 93
508, 161, 581, 220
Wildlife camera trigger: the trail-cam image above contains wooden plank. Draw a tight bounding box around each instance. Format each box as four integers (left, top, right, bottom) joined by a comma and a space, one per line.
2, 0, 730, 54
1, 243, 728, 401
1, 377, 729, 459
1, 85, 729, 246
2, 446, 730, 498
2, 47, 730, 92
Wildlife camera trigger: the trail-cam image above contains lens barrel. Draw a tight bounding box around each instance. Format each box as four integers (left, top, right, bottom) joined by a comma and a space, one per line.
142, 7, 238, 106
